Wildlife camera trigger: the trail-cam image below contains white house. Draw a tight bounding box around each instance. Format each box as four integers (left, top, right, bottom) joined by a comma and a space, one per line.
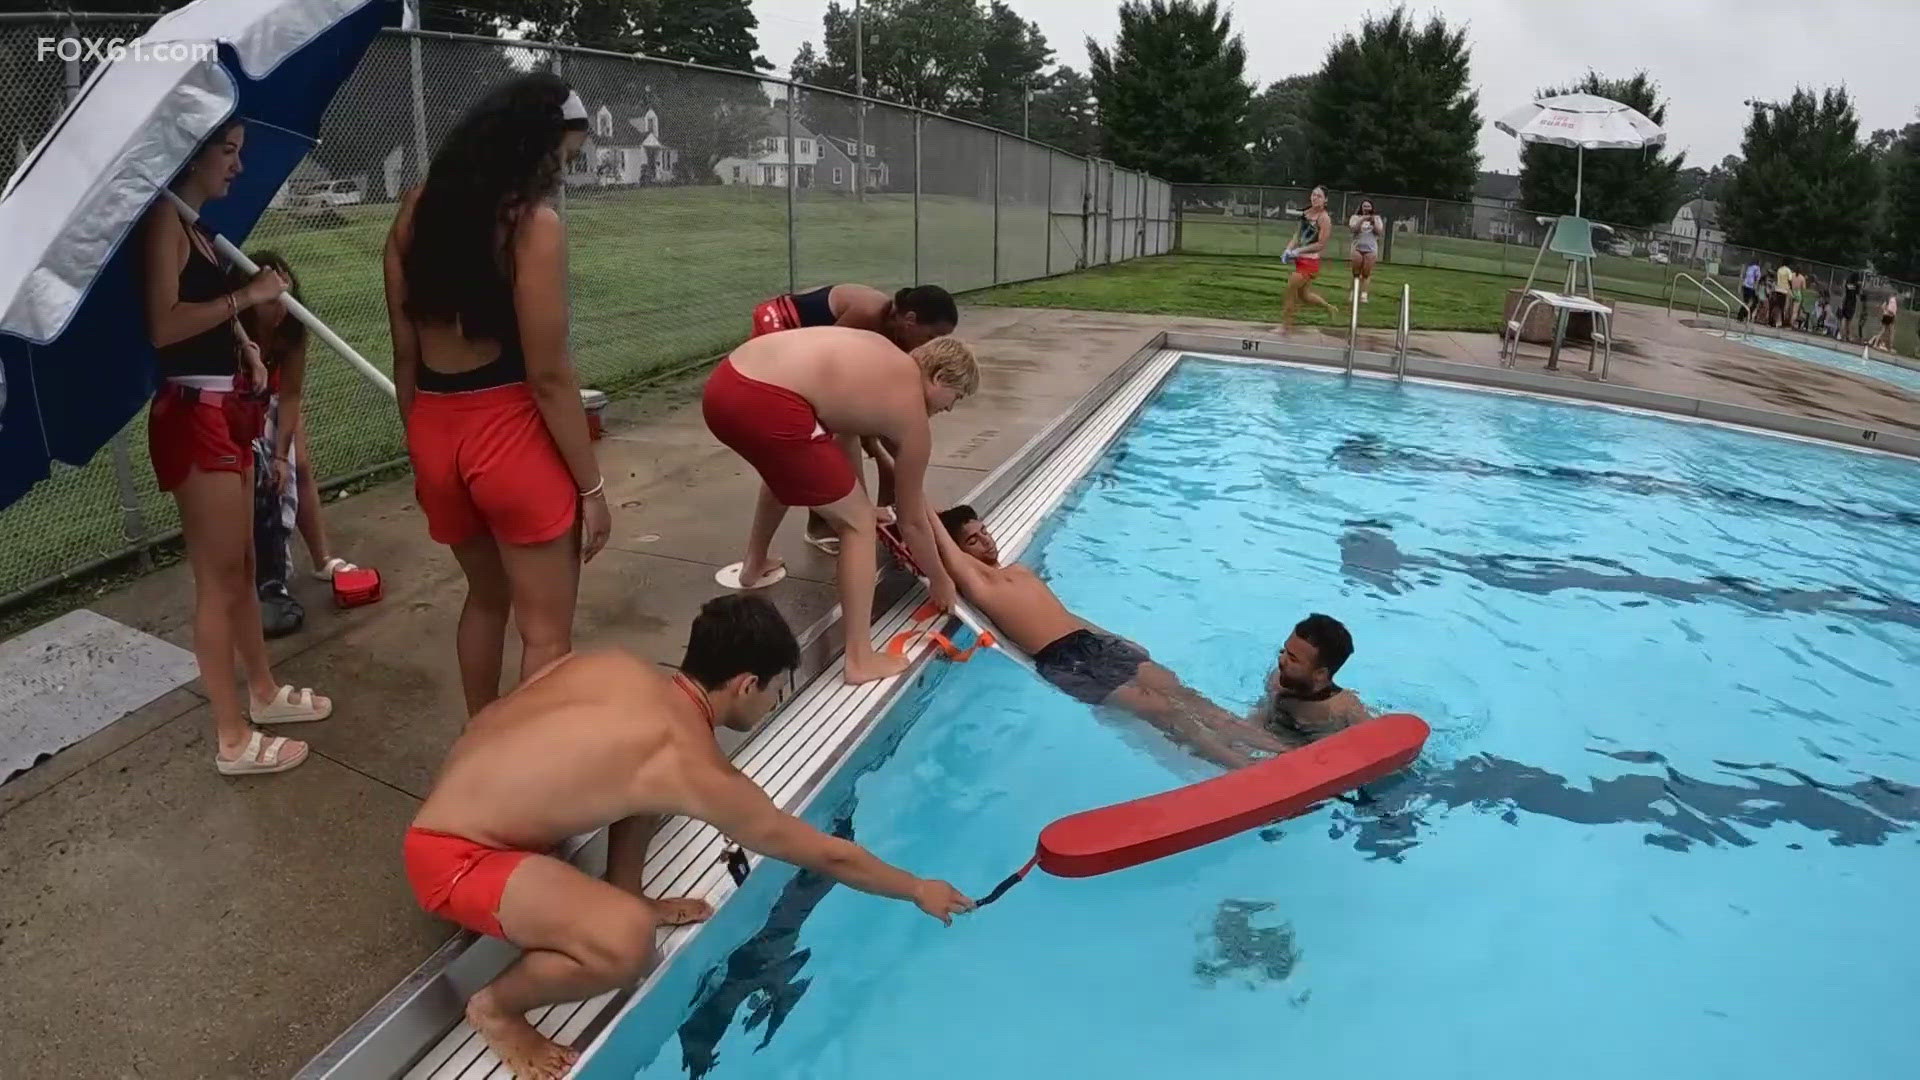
1670, 198, 1725, 265
713, 115, 823, 188
567, 103, 679, 187
817, 134, 888, 192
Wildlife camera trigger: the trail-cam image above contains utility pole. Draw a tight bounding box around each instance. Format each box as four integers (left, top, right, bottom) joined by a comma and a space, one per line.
854, 0, 865, 202
1023, 79, 1031, 140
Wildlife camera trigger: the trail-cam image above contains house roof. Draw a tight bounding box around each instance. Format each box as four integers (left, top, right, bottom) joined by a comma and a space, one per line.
1680, 197, 1720, 229
1475, 171, 1521, 201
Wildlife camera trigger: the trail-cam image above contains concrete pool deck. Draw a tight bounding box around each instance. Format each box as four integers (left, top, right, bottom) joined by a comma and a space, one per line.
1, 299, 1916, 1079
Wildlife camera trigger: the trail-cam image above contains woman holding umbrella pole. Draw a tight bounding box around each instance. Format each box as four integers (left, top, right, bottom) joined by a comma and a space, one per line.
141, 118, 333, 775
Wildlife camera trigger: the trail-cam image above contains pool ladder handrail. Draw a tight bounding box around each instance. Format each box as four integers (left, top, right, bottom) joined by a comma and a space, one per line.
1343, 274, 1362, 373
1666, 271, 1740, 337
1394, 283, 1411, 379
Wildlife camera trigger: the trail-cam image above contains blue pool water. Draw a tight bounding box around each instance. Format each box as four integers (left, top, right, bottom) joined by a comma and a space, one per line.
585, 359, 1920, 1079
1739, 333, 1920, 396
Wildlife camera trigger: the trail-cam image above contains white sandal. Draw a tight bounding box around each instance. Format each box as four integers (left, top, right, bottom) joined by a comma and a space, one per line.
312, 557, 358, 581
250, 684, 333, 724
216, 730, 308, 775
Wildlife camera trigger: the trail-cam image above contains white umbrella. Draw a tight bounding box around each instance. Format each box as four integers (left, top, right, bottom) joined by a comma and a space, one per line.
1495, 92, 1667, 217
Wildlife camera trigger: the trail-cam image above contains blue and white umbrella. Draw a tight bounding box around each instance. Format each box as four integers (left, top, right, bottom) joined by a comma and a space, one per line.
1495, 93, 1666, 219
0, 0, 404, 511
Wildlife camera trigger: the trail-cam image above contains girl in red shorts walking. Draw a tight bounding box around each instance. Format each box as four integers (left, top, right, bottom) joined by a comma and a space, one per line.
1282, 185, 1341, 333
384, 73, 607, 716
142, 118, 332, 775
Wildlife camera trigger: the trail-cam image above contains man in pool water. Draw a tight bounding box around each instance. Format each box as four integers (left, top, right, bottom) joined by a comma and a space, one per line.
926, 505, 1291, 768
404, 595, 972, 1080
1246, 613, 1372, 743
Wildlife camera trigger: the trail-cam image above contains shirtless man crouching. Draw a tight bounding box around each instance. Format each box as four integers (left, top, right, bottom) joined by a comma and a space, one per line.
405, 594, 973, 1079
927, 505, 1290, 769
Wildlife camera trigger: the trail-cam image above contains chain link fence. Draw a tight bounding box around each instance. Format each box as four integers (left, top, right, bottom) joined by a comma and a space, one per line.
1172, 182, 1919, 348
0, 15, 1171, 605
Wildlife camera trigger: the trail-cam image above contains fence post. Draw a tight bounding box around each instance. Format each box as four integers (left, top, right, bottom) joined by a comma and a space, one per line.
1499, 212, 1509, 278
1254, 187, 1263, 257
409, 30, 428, 189
991, 134, 1001, 284
785, 89, 796, 295
1081, 160, 1092, 269
912, 111, 922, 286
1043, 148, 1053, 276
1421, 197, 1431, 267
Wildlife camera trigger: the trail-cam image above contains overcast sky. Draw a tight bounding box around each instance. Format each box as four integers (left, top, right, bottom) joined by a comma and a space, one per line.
750, 0, 1920, 173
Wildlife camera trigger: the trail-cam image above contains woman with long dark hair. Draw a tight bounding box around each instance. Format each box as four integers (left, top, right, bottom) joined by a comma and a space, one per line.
748, 282, 959, 555
1347, 197, 1384, 304
1282, 186, 1340, 332
384, 71, 605, 716
141, 119, 333, 775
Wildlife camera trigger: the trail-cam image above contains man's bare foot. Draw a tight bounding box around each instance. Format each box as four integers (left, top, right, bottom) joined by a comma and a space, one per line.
844, 649, 909, 685
648, 896, 714, 926
466, 989, 577, 1080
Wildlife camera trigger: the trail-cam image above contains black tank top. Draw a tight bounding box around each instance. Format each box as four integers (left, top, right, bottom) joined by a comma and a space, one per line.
155, 222, 242, 380
414, 286, 528, 393
789, 285, 836, 327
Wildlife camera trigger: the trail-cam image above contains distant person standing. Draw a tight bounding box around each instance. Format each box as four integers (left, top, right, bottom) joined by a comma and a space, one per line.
1281, 186, 1340, 333
1772, 261, 1793, 327
1839, 272, 1862, 342
1741, 259, 1762, 319
1868, 292, 1900, 351
1788, 268, 1807, 328
1347, 198, 1385, 304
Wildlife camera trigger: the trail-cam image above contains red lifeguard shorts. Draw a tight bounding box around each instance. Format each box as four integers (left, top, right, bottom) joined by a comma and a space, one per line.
147, 386, 257, 492
702, 356, 856, 507
402, 826, 532, 939
406, 383, 577, 547
1294, 255, 1322, 281
750, 295, 801, 338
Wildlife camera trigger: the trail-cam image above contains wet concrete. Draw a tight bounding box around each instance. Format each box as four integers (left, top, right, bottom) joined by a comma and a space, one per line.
1, 300, 1911, 1078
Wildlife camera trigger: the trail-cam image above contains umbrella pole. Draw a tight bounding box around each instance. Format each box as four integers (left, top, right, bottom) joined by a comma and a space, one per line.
161, 190, 396, 398
1574, 146, 1583, 218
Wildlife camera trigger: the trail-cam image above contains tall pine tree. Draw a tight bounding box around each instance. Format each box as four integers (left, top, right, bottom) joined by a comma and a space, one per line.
1248, 76, 1316, 186
1087, 0, 1253, 182
1306, 5, 1480, 199
1723, 88, 1878, 265
1878, 119, 1920, 282
1516, 71, 1684, 226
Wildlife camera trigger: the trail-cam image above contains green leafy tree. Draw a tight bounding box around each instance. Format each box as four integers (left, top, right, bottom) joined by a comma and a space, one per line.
1306, 5, 1480, 199
1027, 67, 1097, 155
789, 0, 1022, 116
1087, 0, 1253, 182
1248, 75, 1315, 186
1877, 120, 1920, 281
1723, 87, 1879, 265
1516, 71, 1684, 226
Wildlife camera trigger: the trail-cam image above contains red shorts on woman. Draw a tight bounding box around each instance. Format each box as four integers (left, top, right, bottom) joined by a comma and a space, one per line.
1294, 255, 1322, 281
148, 385, 259, 492
406, 382, 577, 546
750, 295, 801, 338
702, 356, 856, 507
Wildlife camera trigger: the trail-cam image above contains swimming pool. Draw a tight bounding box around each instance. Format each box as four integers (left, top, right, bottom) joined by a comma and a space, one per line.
578, 357, 1920, 1079
1739, 333, 1920, 397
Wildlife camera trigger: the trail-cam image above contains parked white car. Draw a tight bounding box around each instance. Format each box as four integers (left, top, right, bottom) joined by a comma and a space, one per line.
294, 179, 363, 209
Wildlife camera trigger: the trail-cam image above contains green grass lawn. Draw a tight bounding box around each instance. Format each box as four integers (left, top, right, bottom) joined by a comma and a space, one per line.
969, 252, 1522, 333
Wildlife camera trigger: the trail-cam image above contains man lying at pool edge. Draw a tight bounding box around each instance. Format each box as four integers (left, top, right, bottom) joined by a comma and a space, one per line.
925, 505, 1291, 768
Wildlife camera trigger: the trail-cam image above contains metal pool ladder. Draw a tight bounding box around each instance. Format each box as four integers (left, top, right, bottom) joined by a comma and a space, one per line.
1667, 271, 1742, 337
1394, 283, 1411, 379
1343, 275, 1362, 373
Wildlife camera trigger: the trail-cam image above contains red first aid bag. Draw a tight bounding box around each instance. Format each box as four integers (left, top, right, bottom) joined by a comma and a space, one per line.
332, 565, 382, 608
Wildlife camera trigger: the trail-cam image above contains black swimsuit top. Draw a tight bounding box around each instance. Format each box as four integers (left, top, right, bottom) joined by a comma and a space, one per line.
789, 285, 837, 327
155, 223, 242, 380
414, 306, 528, 393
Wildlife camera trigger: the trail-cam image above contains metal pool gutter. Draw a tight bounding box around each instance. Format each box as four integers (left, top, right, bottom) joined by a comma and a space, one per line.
1163, 332, 1920, 461
296, 333, 1180, 1080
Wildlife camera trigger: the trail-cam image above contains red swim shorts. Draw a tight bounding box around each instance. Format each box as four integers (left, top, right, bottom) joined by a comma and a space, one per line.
147, 387, 258, 492
406, 382, 577, 547
750, 296, 801, 338
403, 826, 532, 939
1294, 255, 1322, 281
702, 356, 857, 507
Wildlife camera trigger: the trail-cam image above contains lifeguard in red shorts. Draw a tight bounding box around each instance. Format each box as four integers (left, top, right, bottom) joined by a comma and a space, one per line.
384, 72, 607, 717
750, 283, 958, 553
703, 326, 978, 685
1282, 184, 1341, 334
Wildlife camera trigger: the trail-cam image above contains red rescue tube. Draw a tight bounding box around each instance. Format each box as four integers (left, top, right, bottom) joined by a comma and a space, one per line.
1035, 713, 1430, 878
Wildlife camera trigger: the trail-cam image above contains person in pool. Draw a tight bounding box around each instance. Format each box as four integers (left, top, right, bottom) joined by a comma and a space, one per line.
1246, 614, 1372, 744
925, 505, 1291, 769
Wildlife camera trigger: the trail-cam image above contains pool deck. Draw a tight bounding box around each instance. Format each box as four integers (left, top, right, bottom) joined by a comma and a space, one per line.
1, 299, 1916, 1079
